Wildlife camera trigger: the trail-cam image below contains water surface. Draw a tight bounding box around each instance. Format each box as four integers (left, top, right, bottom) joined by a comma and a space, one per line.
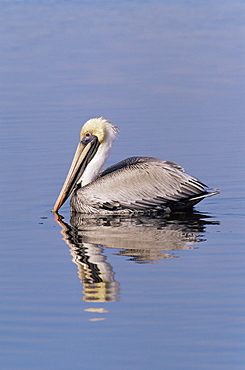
0, 1, 244, 369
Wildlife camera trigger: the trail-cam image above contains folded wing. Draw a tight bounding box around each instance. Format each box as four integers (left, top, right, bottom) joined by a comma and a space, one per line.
73, 157, 219, 213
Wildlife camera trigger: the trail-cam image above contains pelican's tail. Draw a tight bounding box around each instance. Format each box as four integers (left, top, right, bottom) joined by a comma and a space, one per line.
189, 188, 220, 202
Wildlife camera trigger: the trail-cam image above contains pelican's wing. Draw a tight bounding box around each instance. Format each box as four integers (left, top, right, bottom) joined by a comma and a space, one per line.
75, 157, 219, 213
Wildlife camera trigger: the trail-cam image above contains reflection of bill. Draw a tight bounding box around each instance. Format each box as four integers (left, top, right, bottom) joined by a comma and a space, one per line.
55, 214, 120, 303
54, 212, 219, 302
72, 242, 120, 303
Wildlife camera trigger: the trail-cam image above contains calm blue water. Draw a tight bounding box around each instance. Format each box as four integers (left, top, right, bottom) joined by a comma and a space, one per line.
1, 1, 244, 369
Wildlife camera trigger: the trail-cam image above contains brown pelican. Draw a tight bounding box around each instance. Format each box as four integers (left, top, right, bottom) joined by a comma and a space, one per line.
53, 117, 219, 214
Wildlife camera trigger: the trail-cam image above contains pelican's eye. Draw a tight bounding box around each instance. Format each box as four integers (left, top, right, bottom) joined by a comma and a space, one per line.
82, 132, 96, 145
82, 132, 93, 145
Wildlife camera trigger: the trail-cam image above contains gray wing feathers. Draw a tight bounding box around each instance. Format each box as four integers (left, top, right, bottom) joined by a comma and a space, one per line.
76, 157, 210, 212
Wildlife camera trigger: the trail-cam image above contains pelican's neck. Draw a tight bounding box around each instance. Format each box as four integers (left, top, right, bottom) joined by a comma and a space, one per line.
80, 136, 114, 187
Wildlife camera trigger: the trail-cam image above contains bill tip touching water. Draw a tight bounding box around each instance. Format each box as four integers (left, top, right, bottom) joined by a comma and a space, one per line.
52, 117, 219, 214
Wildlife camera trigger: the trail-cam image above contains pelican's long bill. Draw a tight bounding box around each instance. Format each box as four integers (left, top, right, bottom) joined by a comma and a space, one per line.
52, 135, 99, 213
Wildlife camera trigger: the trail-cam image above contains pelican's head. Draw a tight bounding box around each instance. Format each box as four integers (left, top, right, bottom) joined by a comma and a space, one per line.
53, 117, 118, 212
80, 117, 118, 145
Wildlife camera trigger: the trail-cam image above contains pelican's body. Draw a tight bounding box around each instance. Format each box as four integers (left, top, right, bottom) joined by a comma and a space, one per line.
53, 117, 219, 214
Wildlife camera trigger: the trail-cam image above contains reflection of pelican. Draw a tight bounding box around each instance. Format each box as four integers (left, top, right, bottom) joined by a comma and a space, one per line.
55, 212, 218, 301
56, 210, 218, 258
53, 117, 219, 214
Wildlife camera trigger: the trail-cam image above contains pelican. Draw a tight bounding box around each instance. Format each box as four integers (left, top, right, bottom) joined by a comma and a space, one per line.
53, 117, 219, 214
